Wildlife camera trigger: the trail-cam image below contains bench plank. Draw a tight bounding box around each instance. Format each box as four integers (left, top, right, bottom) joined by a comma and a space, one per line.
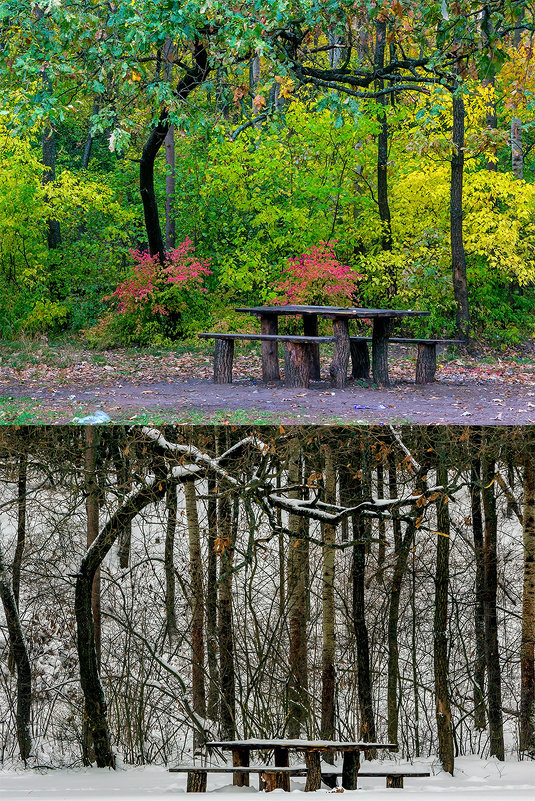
198, 333, 334, 343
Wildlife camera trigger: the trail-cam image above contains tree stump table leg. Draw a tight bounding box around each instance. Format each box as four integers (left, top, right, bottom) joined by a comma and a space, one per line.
415, 343, 437, 383
341, 751, 360, 790
260, 313, 280, 382
304, 750, 322, 792
386, 775, 404, 788
330, 318, 350, 388
303, 314, 321, 380
284, 343, 311, 388
274, 746, 291, 792
232, 747, 250, 787
187, 771, 207, 792
372, 317, 391, 386
214, 338, 234, 384
350, 340, 370, 380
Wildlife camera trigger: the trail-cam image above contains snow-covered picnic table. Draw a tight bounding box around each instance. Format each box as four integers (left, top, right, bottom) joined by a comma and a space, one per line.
203, 738, 398, 791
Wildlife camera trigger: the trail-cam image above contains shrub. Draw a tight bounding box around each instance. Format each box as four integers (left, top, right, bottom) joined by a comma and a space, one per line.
270, 242, 362, 306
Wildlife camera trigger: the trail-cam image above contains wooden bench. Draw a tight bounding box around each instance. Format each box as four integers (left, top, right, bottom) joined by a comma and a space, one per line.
349, 337, 463, 384
169, 765, 306, 792
198, 333, 463, 388
321, 766, 431, 789
198, 333, 334, 388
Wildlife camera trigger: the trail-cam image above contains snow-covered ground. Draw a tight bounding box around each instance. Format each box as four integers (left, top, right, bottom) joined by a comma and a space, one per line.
0, 758, 534, 800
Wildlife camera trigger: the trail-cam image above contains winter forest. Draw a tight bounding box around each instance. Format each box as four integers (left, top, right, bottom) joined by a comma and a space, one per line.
0, 425, 534, 796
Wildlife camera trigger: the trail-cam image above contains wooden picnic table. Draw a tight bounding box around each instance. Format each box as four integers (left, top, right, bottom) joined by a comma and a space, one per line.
235, 305, 430, 387
205, 738, 398, 791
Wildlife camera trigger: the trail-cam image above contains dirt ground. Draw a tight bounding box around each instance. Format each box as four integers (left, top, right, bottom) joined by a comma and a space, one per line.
1, 342, 534, 424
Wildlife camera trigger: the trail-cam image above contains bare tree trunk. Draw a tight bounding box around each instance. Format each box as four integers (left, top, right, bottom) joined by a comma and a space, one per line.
218, 487, 236, 739
185, 478, 207, 728
42, 127, 62, 249
206, 468, 219, 721
287, 439, 309, 738
75, 475, 168, 768
471, 457, 487, 730
85, 428, 101, 666
320, 444, 336, 743
9, 451, 27, 675
165, 480, 179, 643
481, 451, 505, 760
520, 454, 535, 754
0, 525, 32, 762
434, 459, 454, 774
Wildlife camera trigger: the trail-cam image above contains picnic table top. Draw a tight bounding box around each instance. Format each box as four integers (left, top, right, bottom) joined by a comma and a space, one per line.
205, 739, 398, 751
235, 305, 430, 319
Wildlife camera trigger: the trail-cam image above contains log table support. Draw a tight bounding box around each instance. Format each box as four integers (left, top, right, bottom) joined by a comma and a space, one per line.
415, 343, 437, 384
386, 775, 404, 788
232, 747, 250, 787
341, 750, 360, 790
350, 340, 371, 380
330, 318, 350, 388
187, 770, 208, 793
303, 314, 321, 380
214, 338, 234, 384
372, 317, 391, 386
260, 314, 280, 382
304, 750, 322, 792
284, 343, 311, 388
274, 746, 291, 792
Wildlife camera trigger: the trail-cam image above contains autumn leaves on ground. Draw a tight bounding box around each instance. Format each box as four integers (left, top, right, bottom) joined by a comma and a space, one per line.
1, 339, 535, 424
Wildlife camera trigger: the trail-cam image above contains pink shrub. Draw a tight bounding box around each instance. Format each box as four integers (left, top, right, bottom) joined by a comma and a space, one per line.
107, 239, 211, 316
272, 242, 361, 306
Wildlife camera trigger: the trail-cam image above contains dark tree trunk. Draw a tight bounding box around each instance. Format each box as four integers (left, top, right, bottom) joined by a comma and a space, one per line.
0, 534, 32, 762
42, 127, 62, 249
85, 427, 101, 666
434, 459, 454, 774
206, 467, 220, 721
320, 444, 336, 743
165, 480, 179, 643
287, 440, 309, 738
520, 454, 535, 754
375, 20, 393, 257
164, 125, 176, 249
481, 451, 505, 760
139, 41, 208, 260
185, 478, 207, 728
450, 77, 470, 341
470, 457, 487, 730
218, 488, 236, 739
8, 451, 27, 676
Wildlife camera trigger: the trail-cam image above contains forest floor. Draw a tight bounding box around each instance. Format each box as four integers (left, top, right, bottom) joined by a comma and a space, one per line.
0, 757, 533, 799
1, 338, 535, 424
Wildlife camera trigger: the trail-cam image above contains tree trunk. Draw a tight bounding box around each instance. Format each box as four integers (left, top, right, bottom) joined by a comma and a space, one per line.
164, 126, 176, 249
450, 77, 470, 341
287, 439, 309, 737
165, 480, 179, 643
520, 454, 535, 754
481, 451, 504, 760
434, 460, 454, 774
387, 520, 415, 745
9, 450, 27, 675
470, 457, 487, 730
218, 486, 236, 739
185, 478, 207, 728
511, 118, 524, 180
85, 427, 101, 666
206, 467, 220, 722
320, 444, 336, 743
375, 20, 393, 257
139, 42, 208, 259
42, 127, 62, 249
0, 527, 32, 762
75, 476, 168, 767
